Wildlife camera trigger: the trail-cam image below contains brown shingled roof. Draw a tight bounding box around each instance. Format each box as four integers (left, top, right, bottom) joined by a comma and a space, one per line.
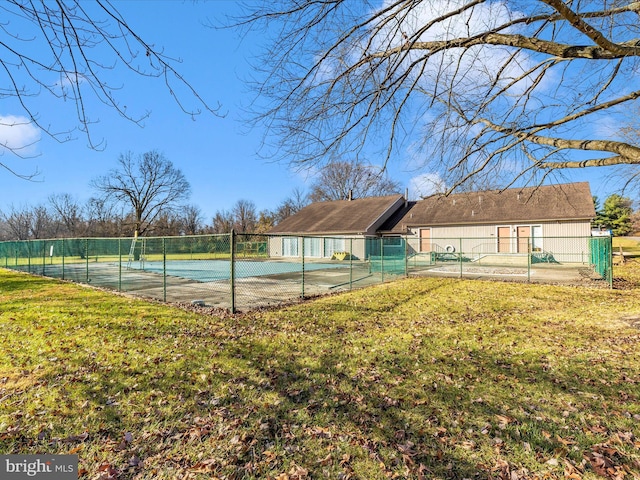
381, 182, 595, 233
269, 194, 404, 235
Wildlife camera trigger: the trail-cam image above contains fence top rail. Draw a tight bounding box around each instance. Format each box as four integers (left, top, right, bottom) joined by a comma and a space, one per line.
0, 233, 610, 246
0, 233, 235, 244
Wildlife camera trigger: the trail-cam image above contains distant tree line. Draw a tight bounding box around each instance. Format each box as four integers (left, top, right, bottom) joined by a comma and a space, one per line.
0, 194, 199, 241
4, 153, 640, 240
0, 153, 402, 241
0, 190, 312, 241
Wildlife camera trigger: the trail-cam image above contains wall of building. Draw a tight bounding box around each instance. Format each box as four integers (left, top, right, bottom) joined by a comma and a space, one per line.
403, 220, 592, 263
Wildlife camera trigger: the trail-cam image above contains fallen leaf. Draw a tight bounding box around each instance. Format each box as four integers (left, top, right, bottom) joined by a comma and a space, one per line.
190, 458, 217, 473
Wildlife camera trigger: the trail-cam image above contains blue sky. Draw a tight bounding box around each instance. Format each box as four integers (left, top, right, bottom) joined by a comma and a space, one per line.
0, 1, 623, 223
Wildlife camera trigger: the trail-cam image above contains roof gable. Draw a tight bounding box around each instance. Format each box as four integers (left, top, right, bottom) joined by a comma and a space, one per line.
269, 194, 404, 235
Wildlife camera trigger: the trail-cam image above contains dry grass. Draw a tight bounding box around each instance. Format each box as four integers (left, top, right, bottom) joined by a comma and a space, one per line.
1, 268, 639, 479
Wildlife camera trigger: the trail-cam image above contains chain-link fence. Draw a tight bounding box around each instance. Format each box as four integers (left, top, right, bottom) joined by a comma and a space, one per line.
0, 233, 612, 311
400, 234, 612, 286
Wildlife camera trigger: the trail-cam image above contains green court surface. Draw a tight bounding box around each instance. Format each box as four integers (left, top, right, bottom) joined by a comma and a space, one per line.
128, 259, 346, 282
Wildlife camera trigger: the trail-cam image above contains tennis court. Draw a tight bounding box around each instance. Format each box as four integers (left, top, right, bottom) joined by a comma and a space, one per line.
16, 256, 385, 311
128, 259, 346, 282
0, 232, 613, 311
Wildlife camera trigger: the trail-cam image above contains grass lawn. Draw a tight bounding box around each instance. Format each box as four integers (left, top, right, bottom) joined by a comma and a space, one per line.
1, 263, 639, 479
612, 237, 640, 254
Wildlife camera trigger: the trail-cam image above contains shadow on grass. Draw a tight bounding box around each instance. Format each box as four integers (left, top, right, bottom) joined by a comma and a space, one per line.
1, 274, 638, 479
229, 335, 638, 479
0, 270, 55, 292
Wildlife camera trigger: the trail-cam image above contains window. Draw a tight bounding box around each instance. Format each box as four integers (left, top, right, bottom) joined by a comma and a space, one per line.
282, 237, 299, 257
324, 237, 345, 258
303, 237, 322, 258
531, 225, 543, 251
384, 236, 402, 246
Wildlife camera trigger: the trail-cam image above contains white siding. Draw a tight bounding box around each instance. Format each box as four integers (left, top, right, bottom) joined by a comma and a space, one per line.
404, 220, 592, 263
541, 220, 591, 237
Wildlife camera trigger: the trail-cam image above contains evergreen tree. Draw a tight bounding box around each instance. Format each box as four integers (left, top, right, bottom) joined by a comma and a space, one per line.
593, 194, 633, 236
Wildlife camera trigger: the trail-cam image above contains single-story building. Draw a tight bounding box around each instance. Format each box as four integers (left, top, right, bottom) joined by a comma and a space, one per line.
268, 194, 405, 259
378, 182, 596, 264
268, 182, 596, 264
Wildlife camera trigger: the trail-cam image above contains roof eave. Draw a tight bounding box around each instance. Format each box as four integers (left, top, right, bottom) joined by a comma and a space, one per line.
401, 216, 594, 228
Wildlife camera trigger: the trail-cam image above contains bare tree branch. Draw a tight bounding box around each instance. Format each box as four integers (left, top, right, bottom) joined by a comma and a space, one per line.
308, 160, 401, 201
91, 150, 191, 236
240, 0, 640, 190
0, 1, 222, 177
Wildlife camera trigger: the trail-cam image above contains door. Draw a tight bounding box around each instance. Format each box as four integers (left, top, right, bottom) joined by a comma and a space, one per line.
419, 229, 431, 252
517, 226, 531, 253
497, 227, 510, 253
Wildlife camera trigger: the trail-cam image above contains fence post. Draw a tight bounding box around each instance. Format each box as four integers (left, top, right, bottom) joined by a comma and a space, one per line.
85, 238, 89, 283
118, 238, 122, 292
301, 237, 305, 299
163, 237, 167, 302
608, 235, 613, 288
527, 239, 531, 283
349, 238, 353, 290
27, 240, 31, 273
380, 238, 384, 283
61, 239, 65, 280
459, 238, 463, 278
404, 235, 408, 277
42, 241, 46, 276
230, 230, 236, 313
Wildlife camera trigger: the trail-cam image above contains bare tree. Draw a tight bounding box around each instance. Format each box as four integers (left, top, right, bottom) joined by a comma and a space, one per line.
212, 209, 234, 234
85, 196, 123, 237
242, 1, 640, 190
609, 107, 640, 199
1, 1, 221, 177
2, 205, 34, 240
148, 212, 182, 237
211, 200, 259, 233
0, 217, 10, 241
91, 151, 191, 237
255, 209, 276, 233
48, 193, 85, 237
272, 187, 309, 224
30, 205, 57, 239
178, 204, 205, 235
308, 161, 401, 202
232, 199, 258, 232
2, 203, 56, 239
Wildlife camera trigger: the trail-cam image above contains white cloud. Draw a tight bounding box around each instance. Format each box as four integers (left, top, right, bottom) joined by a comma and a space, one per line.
593, 115, 624, 141
408, 172, 446, 199
0, 115, 41, 155
56, 71, 87, 90
366, 0, 545, 98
